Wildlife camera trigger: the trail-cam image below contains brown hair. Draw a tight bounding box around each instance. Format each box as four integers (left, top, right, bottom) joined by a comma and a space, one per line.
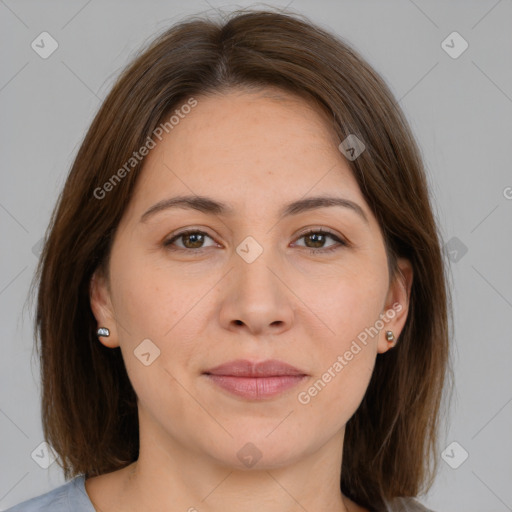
29, 8, 452, 510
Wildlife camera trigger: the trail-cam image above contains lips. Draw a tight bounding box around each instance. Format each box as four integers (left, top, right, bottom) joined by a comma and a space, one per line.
204, 359, 307, 377
203, 359, 308, 400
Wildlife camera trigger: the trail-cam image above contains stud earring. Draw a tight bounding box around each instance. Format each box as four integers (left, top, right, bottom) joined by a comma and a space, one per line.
385, 331, 395, 343
97, 327, 110, 337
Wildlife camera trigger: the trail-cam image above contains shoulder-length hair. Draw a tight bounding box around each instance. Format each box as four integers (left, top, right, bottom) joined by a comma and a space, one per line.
30, 8, 452, 510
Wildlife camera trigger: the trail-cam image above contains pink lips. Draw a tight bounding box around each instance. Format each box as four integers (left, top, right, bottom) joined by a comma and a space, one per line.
203, 359, 308, 400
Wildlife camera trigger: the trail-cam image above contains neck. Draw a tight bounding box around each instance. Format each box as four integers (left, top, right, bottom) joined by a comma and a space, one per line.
116, 422, 352, 512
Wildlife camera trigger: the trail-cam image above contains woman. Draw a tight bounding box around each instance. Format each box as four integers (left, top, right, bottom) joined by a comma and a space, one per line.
8, 8, 452, 512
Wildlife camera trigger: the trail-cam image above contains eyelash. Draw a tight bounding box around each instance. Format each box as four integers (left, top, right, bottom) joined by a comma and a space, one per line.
163, 228, 347, 254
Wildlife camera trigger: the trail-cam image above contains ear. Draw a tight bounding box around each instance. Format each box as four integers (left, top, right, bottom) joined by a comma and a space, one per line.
89, 268, 120, 348
377, 257, 413, 354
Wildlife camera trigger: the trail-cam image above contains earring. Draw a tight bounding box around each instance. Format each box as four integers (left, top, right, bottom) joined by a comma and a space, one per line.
385, 331, 395, 344
97, 327, 110, 337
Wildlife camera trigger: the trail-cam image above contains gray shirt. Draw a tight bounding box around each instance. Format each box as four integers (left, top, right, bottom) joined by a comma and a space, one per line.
4, 475, 434, 511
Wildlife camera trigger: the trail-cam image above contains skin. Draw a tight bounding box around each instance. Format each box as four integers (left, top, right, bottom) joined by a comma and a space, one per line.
88, 87, 413, 512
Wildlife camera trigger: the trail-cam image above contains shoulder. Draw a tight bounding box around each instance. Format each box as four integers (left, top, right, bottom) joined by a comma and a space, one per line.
3, 475, 95, 512
383, 496, 435, 512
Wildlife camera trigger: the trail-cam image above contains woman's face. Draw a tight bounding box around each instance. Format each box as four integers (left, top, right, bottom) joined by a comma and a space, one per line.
90, 87, 411, 470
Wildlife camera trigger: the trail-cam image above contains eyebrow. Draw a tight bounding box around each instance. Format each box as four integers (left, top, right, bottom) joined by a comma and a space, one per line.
140, 194, 369, 224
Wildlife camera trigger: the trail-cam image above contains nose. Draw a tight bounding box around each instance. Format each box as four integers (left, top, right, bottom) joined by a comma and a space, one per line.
218, 244, 294, 337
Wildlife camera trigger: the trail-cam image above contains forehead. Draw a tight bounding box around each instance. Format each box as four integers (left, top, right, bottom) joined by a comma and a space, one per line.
175, 87, 341, 155
123, 88, 368, 223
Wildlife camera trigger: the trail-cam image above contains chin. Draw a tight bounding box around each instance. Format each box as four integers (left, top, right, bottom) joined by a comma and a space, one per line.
207, 429, 309, 471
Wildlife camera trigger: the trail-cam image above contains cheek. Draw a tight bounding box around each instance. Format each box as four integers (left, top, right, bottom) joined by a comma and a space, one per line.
295, 262, 387, 417
296, 326, 377, 429
319, 262, 389, 341
110, 250, 210, 384
110, 248, 199, 338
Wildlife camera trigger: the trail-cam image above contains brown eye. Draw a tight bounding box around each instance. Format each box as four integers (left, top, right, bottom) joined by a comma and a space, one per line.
294, 230, 347, 253
164, 230, 216, 251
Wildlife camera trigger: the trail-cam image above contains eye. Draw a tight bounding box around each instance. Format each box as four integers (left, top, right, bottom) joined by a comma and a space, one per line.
163, 229, 217, 251
293, 229, 347, 253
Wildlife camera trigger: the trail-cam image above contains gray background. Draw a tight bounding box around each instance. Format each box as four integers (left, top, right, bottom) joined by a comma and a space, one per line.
1, 0, 511, 510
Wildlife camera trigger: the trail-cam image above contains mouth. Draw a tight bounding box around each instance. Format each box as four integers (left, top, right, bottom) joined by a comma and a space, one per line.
203, 359, 308, 400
